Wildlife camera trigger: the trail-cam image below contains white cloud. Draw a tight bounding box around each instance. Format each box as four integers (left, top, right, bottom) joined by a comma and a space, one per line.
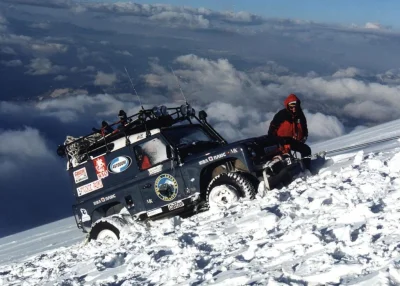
332, 67, 365, 78
219, 11, 261, 23
1, 1, 400, 143
149, 12, 210, 29
30, 43, 68, 54
142, 54, 400, 141
206, 102, 245, 125
201, 101, 346, 142
0, 14, 6, 24
76, 47, 105, 62
70, 5, 87, 13
376, 69, 400, 84
54, 75, 67, 81
365, 22, 384, 30
0, 127, 53, 159
304, 111, 345, 141
0, 34, 32, 45
0, 46, 16, 55
343, 100, 396, 122
26, 58, 65, 75
49, 88, 70, 98
0, 127, 56, 175
36, 94, 120, 112
1, 60, 22, 67
0, 34, 68, 55
30, 22, 50, 29
46, 88, 87, 98
1, 93, 131, 124
0, 0, 273, 30
0, 14, 7, 31
116, 50, 132, 56
70, 65, 95, 73
94, 71, 117, 86
33, 93, 137, 123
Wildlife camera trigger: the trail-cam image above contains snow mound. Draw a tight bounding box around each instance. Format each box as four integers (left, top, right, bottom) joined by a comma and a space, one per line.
1, 150, 400, 285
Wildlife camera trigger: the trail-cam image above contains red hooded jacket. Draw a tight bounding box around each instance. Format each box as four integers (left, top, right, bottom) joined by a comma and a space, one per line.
268, 94, 308, 141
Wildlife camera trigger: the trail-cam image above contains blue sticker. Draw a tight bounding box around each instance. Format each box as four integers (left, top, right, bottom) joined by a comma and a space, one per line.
108, 156, 132, 174
154, 174, 178, 201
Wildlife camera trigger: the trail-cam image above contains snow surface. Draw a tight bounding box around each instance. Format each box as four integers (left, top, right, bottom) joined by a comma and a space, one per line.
1, 120, 400, 285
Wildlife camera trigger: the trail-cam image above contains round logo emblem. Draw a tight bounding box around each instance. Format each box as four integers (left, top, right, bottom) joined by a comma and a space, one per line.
108, 156, 132, 173
154, 174, 179, 201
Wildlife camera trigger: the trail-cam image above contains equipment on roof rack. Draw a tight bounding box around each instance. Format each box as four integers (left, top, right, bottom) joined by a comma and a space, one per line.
56, 103, 221, 168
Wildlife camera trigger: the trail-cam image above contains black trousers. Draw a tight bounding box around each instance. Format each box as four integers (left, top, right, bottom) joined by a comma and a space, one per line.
280, 137, 312, 170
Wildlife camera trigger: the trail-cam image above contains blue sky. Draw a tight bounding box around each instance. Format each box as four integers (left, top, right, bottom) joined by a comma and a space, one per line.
126, 0, 400, 28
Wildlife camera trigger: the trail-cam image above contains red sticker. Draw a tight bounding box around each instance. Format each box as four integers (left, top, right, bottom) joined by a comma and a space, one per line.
93, 156, 109, 180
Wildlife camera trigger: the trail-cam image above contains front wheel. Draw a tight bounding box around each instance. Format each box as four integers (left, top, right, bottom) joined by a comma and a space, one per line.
89, 215, 127, 242
206, 172, 256, 210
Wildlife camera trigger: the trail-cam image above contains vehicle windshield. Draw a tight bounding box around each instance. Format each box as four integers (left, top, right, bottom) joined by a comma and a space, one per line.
162, 126, 218, 148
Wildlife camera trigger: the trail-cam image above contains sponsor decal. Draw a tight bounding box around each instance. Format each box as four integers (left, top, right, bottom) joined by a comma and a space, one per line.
80, 208, 91, 222
93, 194, 117, 206
77, 179, 103, 196
146, 199, 154, 204
147, 208, 162, 217
136, 133, 145, 140
167, 200, 184, 211
93, 156, 109, 180
230, 148, 239, 154
73, 167, 88, 184
148, 165, 163, 176
199, 152, 227, 165
108, 156, 132, 174
154, 174, 179, 201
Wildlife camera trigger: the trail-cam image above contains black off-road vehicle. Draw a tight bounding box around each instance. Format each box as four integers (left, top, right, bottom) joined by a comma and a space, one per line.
57, 104, 307, 240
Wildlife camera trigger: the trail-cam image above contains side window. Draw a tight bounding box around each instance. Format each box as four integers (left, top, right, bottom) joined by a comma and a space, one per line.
133, 138, 168, 171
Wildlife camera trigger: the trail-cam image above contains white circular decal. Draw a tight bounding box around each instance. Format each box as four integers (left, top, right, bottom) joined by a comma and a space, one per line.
108, 156, 132, 173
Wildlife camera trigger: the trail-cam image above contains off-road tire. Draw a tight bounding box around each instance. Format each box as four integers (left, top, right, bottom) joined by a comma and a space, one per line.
205, 172, 256, 209
89, 215, 128, 241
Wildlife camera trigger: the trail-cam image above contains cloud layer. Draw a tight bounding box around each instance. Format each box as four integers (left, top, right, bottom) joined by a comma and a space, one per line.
0, 127, 72, 237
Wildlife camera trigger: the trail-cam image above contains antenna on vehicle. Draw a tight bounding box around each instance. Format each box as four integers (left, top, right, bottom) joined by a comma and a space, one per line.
170, 66, 188, 105
124, 66, 144, 111
124, 66, 150, 137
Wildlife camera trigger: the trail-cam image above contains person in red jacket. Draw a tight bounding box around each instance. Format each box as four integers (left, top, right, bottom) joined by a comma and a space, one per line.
268, 93, 312, 170
135, 145, 152, 170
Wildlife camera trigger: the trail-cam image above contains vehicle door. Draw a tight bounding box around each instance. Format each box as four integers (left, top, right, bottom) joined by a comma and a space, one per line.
132, 135, 187, 215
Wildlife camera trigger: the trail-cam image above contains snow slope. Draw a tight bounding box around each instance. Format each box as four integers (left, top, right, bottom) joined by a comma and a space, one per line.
1, 120, 400, 285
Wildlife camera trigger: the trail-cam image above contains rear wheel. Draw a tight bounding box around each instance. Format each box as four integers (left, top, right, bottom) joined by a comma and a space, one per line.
206, 172, 256, 210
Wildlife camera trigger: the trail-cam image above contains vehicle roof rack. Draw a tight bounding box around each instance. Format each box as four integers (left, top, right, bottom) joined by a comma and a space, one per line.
56, 103, 226, 160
